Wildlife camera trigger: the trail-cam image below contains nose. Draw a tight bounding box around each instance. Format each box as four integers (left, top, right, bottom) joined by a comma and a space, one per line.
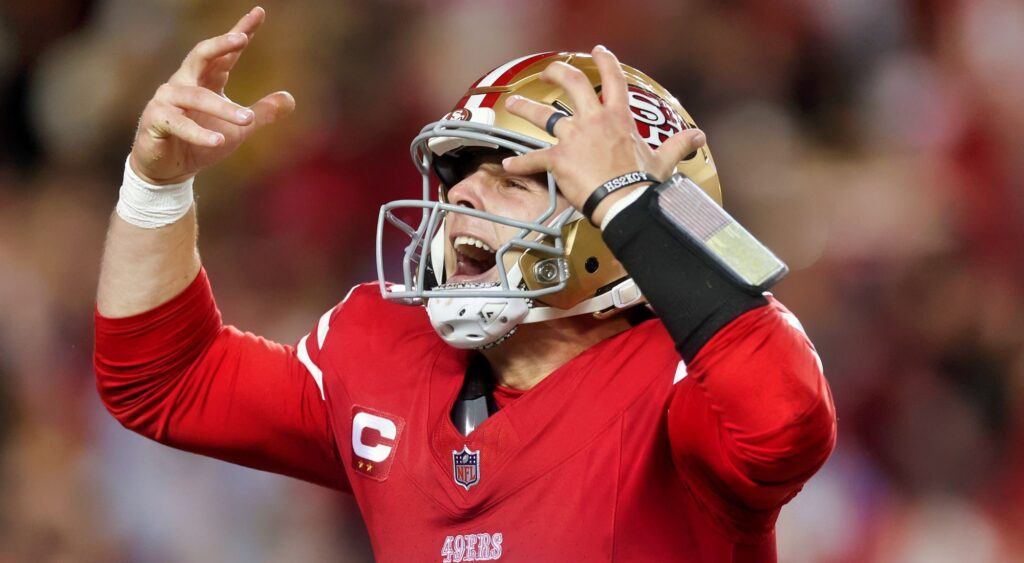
445, 170, 487, 211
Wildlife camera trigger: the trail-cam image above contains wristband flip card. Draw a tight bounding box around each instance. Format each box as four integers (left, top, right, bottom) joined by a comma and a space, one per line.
654, 174, 788, 292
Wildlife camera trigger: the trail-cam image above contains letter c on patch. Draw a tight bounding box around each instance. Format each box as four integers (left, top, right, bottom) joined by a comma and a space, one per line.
352, 411, 397, 462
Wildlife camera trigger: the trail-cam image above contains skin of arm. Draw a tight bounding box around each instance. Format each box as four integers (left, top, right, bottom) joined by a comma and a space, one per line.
97, 209, 201, 318
96, 6, 294, 318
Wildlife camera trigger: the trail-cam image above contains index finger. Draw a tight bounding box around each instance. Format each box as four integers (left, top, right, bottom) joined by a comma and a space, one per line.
169, 7, 266, 87
170, 32, 248, 86
215, 6, 267, 74
229, 6, 266, 39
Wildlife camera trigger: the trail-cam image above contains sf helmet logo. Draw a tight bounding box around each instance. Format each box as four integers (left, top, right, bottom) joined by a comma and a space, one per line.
626, 85, 685, 148
443, 108, 473, 122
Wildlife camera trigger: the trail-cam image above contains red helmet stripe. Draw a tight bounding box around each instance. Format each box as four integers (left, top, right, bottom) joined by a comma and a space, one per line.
489, 51, 559, 88
479, 91, 502, 109
452, 52, 561, 111
478, 52, 559, 109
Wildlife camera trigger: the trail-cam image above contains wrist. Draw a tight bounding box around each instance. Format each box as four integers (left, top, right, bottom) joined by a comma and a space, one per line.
581, 170, 659, 225
590, 183, 653, 227
128, 153, 194, 186
596, 184, 652, 229
116, 155, 196, 229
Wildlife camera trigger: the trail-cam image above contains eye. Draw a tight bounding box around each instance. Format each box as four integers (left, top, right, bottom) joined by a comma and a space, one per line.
501, 177, 530, 191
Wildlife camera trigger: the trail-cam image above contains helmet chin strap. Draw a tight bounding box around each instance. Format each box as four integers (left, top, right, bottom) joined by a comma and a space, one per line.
522, 277, 644, 323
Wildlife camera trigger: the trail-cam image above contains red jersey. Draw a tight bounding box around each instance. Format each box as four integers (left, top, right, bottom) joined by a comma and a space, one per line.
94, 270, 835, 562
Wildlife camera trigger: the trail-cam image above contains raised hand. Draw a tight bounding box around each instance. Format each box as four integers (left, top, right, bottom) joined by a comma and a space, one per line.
502, 45, 706, 226
130, 6, 295, 185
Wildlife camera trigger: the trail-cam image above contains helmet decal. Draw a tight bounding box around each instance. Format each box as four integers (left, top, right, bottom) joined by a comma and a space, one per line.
443, 108, 473, 122
626, 85, 687, 149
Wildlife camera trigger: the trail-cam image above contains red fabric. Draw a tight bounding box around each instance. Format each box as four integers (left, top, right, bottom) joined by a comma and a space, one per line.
492, 383, 524, 409
670, 302, 837, 543
94, 270, 347, 491
94, 275, 835, 562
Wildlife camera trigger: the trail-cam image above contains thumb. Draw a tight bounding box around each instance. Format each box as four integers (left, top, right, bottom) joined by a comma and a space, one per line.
652, 129, 705, 179
249, 90, 296, 130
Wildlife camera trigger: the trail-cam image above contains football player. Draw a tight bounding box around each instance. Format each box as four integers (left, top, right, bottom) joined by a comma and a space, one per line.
95, 7, 836, 562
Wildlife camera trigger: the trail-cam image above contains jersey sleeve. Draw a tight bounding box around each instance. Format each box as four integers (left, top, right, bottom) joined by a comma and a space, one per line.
94, 269, 349, 491
601, 177, 836, 539
667, 298, 836, 540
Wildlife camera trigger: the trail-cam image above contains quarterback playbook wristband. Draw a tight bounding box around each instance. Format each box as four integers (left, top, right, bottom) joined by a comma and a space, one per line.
654, 173, 788, 292
115, 156, 195, 229
582, 171, 659, 223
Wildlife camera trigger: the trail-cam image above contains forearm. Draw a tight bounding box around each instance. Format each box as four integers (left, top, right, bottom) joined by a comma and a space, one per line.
97, 206, 200, 318
98, 7, 292, 319
602, 186, 766, 360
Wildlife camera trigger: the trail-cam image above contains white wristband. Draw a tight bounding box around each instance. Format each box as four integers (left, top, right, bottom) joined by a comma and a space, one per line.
115, 156, 195, 228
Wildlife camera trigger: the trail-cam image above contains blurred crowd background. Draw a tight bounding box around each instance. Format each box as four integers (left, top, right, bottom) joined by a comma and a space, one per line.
1, 0, 1022, 561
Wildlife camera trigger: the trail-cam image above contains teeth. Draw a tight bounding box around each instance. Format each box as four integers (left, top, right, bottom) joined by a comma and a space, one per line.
439, 281, 501, 290
453, 235, 494, 253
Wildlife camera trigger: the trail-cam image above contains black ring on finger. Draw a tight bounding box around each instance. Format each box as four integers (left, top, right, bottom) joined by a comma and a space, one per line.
545, 111, 569, 137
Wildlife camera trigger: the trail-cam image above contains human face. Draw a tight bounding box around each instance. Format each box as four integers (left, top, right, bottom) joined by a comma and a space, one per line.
442, 151, 571, 285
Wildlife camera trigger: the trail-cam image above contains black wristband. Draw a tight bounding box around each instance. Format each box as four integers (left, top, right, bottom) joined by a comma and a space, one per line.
582, 171, 659, 223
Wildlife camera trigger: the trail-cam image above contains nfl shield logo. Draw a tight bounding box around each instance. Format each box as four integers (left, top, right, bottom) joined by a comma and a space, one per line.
452, 446, 481, 490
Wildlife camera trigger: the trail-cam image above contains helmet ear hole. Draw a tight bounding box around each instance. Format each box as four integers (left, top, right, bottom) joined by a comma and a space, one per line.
585, 257, 599, 273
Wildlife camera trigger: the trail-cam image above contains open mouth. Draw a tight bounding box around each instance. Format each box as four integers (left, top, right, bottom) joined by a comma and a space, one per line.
449, 235, 498, 283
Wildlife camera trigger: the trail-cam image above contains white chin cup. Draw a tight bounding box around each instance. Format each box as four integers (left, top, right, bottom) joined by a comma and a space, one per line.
426, 292, 530, 349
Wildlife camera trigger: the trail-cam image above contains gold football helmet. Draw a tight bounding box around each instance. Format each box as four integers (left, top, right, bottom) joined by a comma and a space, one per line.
376, 51, 722, 348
